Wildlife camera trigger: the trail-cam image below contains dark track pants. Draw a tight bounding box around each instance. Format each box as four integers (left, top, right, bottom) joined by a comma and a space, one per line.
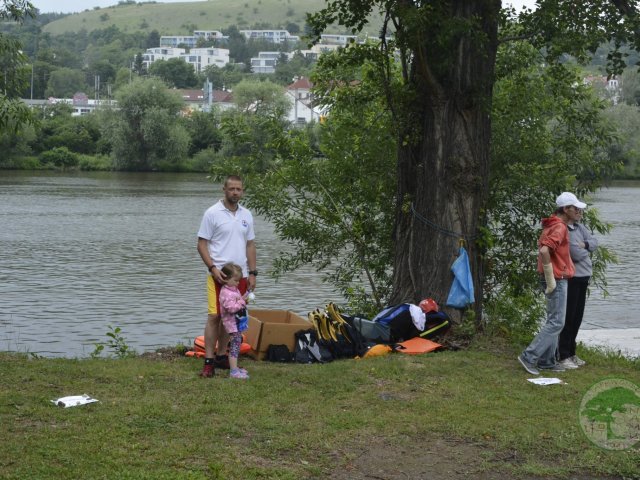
558, 276, 590, 361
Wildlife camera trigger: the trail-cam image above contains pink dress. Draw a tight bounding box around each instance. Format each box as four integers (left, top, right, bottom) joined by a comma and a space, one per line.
219, 285, 246, 334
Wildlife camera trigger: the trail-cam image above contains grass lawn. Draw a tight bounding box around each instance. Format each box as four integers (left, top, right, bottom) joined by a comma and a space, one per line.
1, 337, 638, 479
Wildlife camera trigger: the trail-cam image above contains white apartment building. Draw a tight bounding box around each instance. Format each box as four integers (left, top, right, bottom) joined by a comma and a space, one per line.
319, 34, 358, 45
183, 47, 230, 71
250, 51, 284, 74
142, 47, 230, 72
240, 29, 300, 44
250, 50, 319, 74
160, 30, 226, 48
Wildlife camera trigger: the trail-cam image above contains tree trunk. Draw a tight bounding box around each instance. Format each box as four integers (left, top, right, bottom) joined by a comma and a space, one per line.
390, 0, 500, 323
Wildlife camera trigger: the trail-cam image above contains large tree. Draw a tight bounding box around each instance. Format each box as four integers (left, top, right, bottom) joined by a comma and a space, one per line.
106, 77, 189, 170
148, 58, 198, 89
307, 1, 640, 316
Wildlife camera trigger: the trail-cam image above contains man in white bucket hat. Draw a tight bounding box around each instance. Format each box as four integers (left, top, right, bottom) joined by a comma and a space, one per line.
518, 192, 584, 375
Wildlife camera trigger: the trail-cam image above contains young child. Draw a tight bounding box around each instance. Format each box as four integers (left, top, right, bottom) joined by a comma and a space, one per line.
219, 263, 250, 379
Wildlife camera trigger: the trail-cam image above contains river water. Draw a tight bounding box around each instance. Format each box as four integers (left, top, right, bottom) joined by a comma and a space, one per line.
0, 172, 638, 357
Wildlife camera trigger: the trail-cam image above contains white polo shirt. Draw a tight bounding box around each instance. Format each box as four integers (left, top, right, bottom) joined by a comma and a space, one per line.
197, 200, 255, 276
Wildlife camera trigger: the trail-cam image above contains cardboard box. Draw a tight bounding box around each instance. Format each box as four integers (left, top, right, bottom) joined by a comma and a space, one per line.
245, 309, 310, 360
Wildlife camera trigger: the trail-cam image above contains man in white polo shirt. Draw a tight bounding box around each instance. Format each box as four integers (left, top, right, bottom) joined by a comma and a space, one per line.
196, 175, 257, 378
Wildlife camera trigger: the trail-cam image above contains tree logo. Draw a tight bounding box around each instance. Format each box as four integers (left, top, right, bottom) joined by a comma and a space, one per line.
579, 378, 640, 450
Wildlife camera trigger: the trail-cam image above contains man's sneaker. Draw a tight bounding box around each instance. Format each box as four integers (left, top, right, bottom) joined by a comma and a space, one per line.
229, 368, 249, 379
539, 363, 566, 372
571, 355, 586, 366
558, 357, 579, 369
199, 364, 215, 378
214, 355, 230, 370
518, 355, 540, 375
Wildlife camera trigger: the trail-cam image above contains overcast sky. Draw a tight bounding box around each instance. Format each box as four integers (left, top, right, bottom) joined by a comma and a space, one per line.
31, 0, 535, 15
31, 0, 205, 14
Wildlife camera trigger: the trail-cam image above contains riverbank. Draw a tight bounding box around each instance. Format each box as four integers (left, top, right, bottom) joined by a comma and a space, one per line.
1, 337, 637, 479
578, 328, 640, 358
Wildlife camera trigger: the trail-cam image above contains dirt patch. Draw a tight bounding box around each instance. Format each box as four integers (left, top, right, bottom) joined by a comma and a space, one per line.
325, 436, 615, 480
138, 347, 186, 361
327, 437, 505, 480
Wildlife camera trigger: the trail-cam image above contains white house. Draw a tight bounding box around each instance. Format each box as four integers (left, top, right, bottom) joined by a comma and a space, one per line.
584, 74, 622, 104
285, 77, 326, 125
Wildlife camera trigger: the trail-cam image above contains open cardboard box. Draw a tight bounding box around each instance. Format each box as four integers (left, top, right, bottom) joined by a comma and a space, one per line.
244, 309, 310, 360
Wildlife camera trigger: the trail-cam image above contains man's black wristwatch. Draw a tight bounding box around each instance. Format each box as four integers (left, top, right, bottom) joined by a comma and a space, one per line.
248, 270, 258, 276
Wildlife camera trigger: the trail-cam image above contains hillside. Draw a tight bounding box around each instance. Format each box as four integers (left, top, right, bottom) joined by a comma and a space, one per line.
42, 0, 361, 36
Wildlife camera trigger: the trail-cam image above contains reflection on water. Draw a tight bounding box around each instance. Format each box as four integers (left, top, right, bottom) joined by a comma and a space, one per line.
582, 183, 640, 330
1, 172, 638, 357
0, 171, 339, 357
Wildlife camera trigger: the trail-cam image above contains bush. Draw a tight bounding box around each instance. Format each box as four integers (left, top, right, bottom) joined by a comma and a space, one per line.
0, 156, 43, 170
483, 289, 545, 345
77, 154, 112, 171
40, 147, 79, 170
186, 148, 218, 172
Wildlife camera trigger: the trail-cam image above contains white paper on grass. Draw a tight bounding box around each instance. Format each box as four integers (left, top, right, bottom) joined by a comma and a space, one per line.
527, 377, 564, 386
51, 394, 99, 408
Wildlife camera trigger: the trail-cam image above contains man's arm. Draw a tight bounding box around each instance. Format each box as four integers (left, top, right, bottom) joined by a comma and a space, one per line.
197, 237, 225, 283
246, 239, 257, 290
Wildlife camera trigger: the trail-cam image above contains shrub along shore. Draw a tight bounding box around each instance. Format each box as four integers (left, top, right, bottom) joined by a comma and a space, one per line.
1, 335, 638, 479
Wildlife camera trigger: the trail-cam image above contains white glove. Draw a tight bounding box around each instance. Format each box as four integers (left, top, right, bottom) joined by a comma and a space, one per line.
543, 263, 556, 294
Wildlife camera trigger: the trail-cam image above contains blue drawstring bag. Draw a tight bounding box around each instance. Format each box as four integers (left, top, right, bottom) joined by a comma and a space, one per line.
446, 247, 475, 308
235, 307, 248, 332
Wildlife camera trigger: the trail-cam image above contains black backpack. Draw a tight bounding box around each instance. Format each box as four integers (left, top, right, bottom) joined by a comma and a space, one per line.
294, 329, 333, 363
266, 344, 292, 362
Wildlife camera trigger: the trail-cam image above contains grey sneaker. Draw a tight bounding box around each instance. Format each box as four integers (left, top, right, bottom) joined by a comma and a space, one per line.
559, 357, 579, 369
539, 363, 566, 372
518, 355, 540, 375
571, 355, 586, 366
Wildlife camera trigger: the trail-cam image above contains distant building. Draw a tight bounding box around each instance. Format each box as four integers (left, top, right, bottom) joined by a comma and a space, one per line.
239, 29, 300, 44
142, 47, 230, 72
250, 51, 285, 74
250, 50, 319, 74
285, 77, 326, 125
22, 95, 112, 116
200, 80, 235, 113
177, 88, 206, 113
584, 74, 621, 104
160, 30, 227, 48
319, 34, 358, 45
